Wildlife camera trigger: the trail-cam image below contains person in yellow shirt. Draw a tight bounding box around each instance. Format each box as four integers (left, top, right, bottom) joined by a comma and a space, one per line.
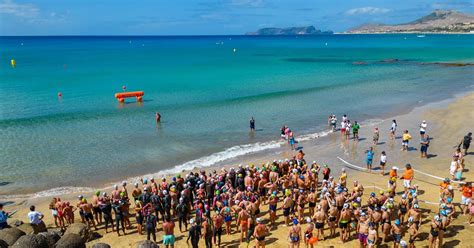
401, 130, 412, 151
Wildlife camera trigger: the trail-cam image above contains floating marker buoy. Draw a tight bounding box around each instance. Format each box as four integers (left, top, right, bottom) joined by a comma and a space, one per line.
325, 42, 328, 46
122, 85, 127, 91
57, 92, 62, 97
233, 48, 237, 53
11, 59, 16, 68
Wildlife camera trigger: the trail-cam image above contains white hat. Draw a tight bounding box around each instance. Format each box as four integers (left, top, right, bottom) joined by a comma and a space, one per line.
113, 184, 118, 190
189, 218, 195, 224
256, 218, 262, 223
392, 166, 398, 170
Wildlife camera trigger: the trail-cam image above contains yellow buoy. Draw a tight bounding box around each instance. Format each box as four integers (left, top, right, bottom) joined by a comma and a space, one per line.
11, 59, 16, 68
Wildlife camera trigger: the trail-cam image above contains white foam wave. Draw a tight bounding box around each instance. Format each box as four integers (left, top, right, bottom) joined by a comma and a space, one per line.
0, 187, 95, 200
1, 129, 333, 200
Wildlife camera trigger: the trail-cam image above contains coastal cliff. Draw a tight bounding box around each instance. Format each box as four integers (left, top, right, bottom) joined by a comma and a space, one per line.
245, 25, 333, 35
347, 10, 474, 34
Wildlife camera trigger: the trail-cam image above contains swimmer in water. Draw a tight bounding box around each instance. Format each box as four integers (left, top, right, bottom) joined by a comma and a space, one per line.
156, 112, 161, 123
250, 117, 255, 131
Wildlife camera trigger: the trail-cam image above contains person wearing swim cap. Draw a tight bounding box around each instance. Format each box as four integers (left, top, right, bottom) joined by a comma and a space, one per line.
187, 218, 201, 248
213, 210, 224, 247
92, 191, 102, 225
313, 204, 326, 241
288, 218, 301, 248
391, 219, 402, 248
79, 198, 98, 231
357, 212, 369, 247
132, 182, 142, 204
253, 217, 269, 248
407, 216, 419, 248
145, 209, 157, 242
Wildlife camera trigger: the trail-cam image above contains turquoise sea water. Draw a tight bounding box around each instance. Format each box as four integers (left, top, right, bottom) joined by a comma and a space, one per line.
1, 34, 473, 196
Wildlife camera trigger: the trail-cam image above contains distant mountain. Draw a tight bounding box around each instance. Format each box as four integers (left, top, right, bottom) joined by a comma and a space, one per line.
246, 26, 333, 35
347, 10, 474, 34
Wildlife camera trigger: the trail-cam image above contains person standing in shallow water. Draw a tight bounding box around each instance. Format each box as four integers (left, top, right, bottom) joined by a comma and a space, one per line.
155, 112, 161, 123
250, 117, 255, 131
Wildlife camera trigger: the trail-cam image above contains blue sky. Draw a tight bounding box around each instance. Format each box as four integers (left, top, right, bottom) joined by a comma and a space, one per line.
0, 0, 473, 35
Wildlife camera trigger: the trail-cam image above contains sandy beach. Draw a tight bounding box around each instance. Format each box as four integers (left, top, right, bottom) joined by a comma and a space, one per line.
2, 92, 473, 248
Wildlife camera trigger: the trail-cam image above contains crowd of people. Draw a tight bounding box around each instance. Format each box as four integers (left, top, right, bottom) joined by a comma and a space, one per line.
1, 116, 472, 248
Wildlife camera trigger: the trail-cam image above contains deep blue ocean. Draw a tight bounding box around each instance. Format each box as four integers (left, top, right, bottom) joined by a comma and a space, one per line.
1, 34, 473, 196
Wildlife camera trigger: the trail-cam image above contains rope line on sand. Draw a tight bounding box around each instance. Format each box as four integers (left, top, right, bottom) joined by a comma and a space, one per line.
336, 156, 381, 174
411, 169, 464, 185
337, 157, 465, 185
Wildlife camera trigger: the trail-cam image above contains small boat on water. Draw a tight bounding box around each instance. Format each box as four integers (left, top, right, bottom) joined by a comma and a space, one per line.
417, 35, 426, 38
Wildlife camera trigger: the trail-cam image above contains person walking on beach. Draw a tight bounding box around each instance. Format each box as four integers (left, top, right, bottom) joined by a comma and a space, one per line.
365, 147, 374, 172
373, 128, 379, 145
420, 134, 430, 158
345, 120, 351, 140
329, 115, 337, 132
289, 130, 296, 150
401, 130, 412, 151
352, 121, 360, 141
390, 120, 397, 140
449, 156, 460, 180
459, 132, 472, 156
250, 117, 256, 131
380, 151, 387, 175
419, 120, 427, 136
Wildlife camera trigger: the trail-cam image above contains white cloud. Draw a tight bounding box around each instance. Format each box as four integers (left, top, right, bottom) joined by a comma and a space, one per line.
0, 0, 39, 18
345, 7, 391, 16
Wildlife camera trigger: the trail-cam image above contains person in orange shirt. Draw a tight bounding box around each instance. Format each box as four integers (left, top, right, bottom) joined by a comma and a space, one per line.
459, 182, 473, 215
389, 167, 398, 178
400, 164, 414, 194
439, 178, 450, 196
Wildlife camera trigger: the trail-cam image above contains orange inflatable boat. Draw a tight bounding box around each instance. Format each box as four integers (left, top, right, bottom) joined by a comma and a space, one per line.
115, 91, 144, 103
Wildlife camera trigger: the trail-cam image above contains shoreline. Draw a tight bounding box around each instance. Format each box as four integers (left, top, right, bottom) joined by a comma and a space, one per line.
1, 90, 471, 201
2, 91, 472, 248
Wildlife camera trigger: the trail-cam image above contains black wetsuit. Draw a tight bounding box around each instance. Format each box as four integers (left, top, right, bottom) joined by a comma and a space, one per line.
177, 203, 189, 231
187, 225, 201, 248
145, 214, 157, 242
100, 203, 113, 231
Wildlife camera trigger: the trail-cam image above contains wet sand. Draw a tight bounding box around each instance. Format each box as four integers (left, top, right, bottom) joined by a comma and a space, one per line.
3, 92, 473, 247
